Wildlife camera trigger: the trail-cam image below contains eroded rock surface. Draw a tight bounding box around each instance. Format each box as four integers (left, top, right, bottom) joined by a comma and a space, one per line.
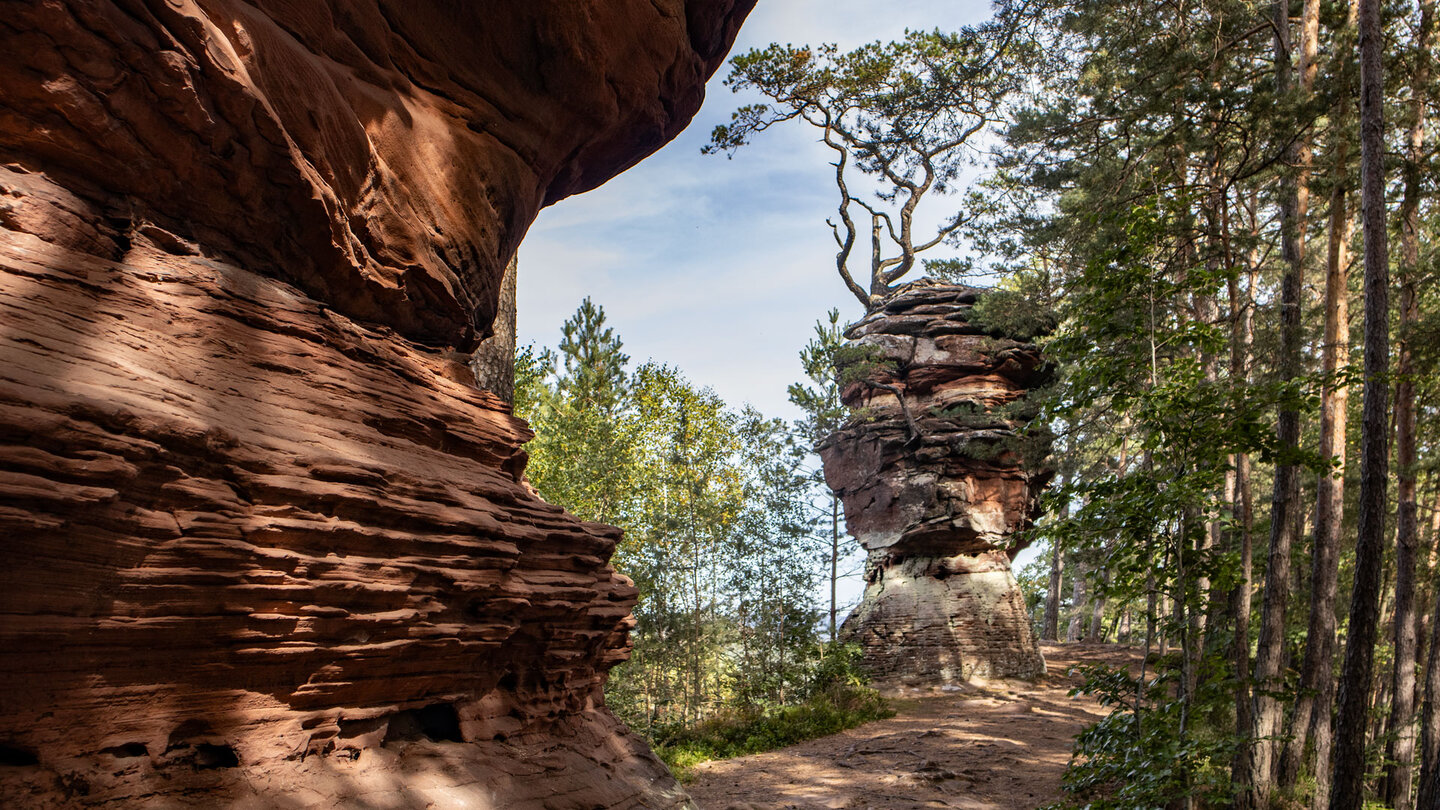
822, 282, 1053, 683
0, 1, 751, 807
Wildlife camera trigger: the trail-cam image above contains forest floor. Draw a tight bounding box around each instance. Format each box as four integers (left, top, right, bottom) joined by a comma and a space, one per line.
685, 642, 1141, 810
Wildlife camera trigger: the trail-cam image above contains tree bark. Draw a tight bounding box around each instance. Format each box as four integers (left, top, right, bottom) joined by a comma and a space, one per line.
1230, 246, 1259, 809
1088, 564, 1107, 642
1255, 0, 1310, 793
1043, 493, 1069, 641
1384, 4, 1433, 805
1304, 194, 1354, 810
470, 256, 519, 403
1068, 559, 1087, 643
1329, 0, 1391, 806
1282, 0, 1357, 783
830, 494, 840, 641
1233, 451, 1258, 808
1419, 483, 1440, 810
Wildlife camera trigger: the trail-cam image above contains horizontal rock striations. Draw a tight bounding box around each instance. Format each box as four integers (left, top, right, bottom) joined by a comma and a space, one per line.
2, 0, 748, 348
821, 282, 1053, 684
0, 1, 752, 807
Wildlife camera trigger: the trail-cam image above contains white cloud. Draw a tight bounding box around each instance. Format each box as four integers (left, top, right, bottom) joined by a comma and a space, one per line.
519, 2, 997, 419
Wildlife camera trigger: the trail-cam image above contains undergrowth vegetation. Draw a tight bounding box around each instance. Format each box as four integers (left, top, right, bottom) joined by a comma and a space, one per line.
1049, 658, 1234, 809
646, 643, 894, 781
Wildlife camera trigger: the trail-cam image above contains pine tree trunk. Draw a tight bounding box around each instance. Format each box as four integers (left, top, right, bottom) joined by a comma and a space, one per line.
1088, 564, 1107, 642
830, 495, 840, 642
1282, 13, 1356, 782
1329, 0, 1392, 806
1419, 484, 1440, 809
1044, 495, 1068, 641
1421, 596, 1440, 809
1233, 450, 1258, 808
1383, 5, 1433, 805
1230, 254, 1258, 808
470, 256, 519, 403
1307, 192, 1355, 810
1069, 560, 1087, 643
1255, 0, 1310, 793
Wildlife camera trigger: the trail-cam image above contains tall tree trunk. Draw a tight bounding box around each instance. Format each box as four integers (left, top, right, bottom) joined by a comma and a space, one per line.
1044, 491, 1069, 641
1421, 600, 1440, 810
1069, 559, 1087, 642
1329, 0, 1392, 806
1422, 484, 1440, 807
1089, 564, 1108, 642
1256, 0, 1311, 793
830, 494, 840, 641
1417, 473, 1440, 690
1233, 451, 1259, 807
1420, 485, 1440, 809
470, 256, 519, 402
1305, 194, 1355, 810
1231, 236, 1259, 809
1147, 571, 1160, 652
1283, 0, 1358, 786
1384, 4, 1433, 805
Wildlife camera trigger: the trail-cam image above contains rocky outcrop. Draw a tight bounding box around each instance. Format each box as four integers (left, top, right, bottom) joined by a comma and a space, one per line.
0, 1, 751, 807
821, 282, 1053, 684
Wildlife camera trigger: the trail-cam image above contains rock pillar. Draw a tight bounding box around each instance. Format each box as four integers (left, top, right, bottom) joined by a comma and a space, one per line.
821, 282, 1053, 683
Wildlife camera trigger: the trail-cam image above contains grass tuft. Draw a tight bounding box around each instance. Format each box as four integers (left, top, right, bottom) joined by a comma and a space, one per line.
653, 685, 894, 782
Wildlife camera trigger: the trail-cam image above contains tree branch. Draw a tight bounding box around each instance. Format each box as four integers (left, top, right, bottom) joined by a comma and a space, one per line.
824, 125, 870, 308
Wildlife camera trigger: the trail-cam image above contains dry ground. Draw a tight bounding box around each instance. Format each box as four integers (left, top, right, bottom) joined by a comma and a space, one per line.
685, 642, 1141, 810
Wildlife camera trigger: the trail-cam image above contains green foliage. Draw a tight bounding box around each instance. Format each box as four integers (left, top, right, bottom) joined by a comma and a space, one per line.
520, 300, 833, 742
970, 279, 1059, 342
802, 641, 872, 697
709, 27, 1030, 181
1015, 542, 1055, 631
706, 17, 1039, 307
1050, 662, 1234, 810
557, 296, 628, 413
512, 343, 555, 424
787, 309, 847, 446
831, 342, 896, 389
975, 1, 1352, 803
516, 301, 636, 526
653, 643, 892, 781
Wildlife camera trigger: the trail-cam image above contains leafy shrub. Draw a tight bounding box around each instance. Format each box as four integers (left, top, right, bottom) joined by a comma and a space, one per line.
652, 643, 893, 781
803, 641, 870, 696
1049, 663, 1233, 810
969, 284, 1058, 342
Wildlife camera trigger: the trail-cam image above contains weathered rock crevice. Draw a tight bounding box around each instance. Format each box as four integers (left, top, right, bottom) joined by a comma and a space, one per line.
0, 1, 753, 807
822, 281, 1054, 684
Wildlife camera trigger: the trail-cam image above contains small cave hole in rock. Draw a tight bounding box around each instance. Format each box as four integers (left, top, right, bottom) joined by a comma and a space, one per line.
337, 716, 386, 740
166, 719, 213, 750
0, 743, 39, 766
193, 743, 239, 769
383, 703, 464, 744
100, 742, 149, 759
498, 672, 519, 690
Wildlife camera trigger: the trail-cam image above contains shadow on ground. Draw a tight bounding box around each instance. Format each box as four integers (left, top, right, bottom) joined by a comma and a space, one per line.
685, 642, 1140, 810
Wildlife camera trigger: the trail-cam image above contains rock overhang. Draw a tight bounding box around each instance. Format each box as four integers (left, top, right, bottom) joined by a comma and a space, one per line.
2, 0, 754, 348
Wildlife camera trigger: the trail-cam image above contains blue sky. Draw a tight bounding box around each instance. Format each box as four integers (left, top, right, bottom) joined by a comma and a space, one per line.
518, 0, 997, 423
517, 1, 1042, 612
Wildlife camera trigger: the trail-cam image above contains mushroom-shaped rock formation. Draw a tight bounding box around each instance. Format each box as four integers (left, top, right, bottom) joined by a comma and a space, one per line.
821, 282, 1054, 684
0, 1, 752, 807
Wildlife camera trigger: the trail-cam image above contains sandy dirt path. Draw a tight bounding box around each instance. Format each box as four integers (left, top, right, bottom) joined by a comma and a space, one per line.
685, 643, 1138, 810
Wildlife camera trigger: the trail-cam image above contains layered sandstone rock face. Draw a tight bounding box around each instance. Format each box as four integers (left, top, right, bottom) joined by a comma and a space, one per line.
0, 1, 751, 807
821, 282, 1053, 683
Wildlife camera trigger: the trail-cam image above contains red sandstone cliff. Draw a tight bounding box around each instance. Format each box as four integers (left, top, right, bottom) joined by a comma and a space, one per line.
0, 1, 752, 806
